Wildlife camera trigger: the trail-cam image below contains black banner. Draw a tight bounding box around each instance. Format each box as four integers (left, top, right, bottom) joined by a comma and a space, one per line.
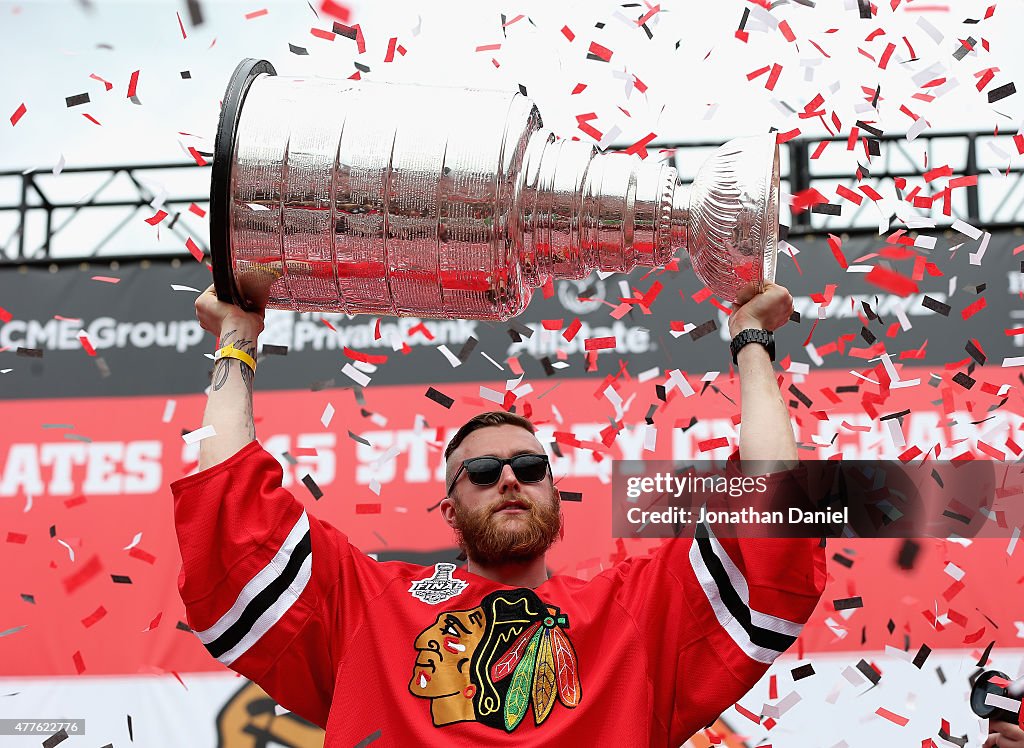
0, 230, 1019, 399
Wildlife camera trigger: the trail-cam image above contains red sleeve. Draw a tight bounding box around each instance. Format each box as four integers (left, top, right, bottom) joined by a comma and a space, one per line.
170, 440, 397, 729
614, 465, 827, 743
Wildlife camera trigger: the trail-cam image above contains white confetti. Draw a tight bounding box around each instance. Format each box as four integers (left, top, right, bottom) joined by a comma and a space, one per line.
124, 532, 143, 550
342, 362, 371, 387
321, 403, 335, 428
171, 284, 202, 292
57, 538, 75, 562
182, 425, 217, 445
161, 399, 176, 423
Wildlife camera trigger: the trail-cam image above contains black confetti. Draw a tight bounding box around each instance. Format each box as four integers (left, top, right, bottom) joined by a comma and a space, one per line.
425, 387, 454, 409
688, 319, 717, 341
912, 643, 931, 669
833, 596, 863, 611
289, 43, 309, 55
42, 730, 69, 748
456, 336, 478, 362
347, 430, 372, 447
16, 347, 43, 358
644, 404, 657, 425
857, 0, 871, 18
835, 385, 860, 393
354, 61, 371, 73
856, 120, 883, 137
879, 409, 910, 421
936, 665, 946, 684
789, 384, 812, 408
281, 451, 298, 466
301, 473, 323, 500
309, 378, 335, 391
20, 593, 35, 604
791, 663, 815, 680
966, 339, 986, 365
789, 310, 801, 324
175, 620, 192, 632
938, 727, 967, 748
65, 93, 90, 107
856, 658, 881, 685
111, 574, 132, 584
540, 357, 556, 376
655, 383, 666, 402
942, 509, 971, 525
976, 639, 995, 667
812, 203, 841, 215
180, 70, 192, 79
49, 525, 56, 538
262, 344, 288, 356
127, 714, 133, 741
832, 553, 854, 568
560, 491, 583, 502
860, 327, 876, 345
897, 539, 919, 570
186, 0, 203, 26
334, 21, 358, 38
953, 37, 977, 61
952, 372, 975, 390
988, 82, 1016, 103
921, 296, 950, 316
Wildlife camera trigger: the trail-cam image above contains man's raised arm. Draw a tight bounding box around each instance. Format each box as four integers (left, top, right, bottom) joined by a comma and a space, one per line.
193, 284, 265, 470
729, 282, 798, 472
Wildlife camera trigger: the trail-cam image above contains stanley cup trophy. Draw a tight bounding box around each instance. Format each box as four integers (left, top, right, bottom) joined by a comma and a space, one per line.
210, 59, 781, 320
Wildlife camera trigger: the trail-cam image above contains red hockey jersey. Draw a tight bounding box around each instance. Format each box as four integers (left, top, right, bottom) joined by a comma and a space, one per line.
172, 440, 826, 747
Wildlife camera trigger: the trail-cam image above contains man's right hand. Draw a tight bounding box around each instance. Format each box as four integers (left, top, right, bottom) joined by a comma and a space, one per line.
195, 284, 266, 338
985, 720, 1024, 748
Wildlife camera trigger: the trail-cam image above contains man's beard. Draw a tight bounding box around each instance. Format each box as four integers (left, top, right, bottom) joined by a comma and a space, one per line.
452, 491, 562, 567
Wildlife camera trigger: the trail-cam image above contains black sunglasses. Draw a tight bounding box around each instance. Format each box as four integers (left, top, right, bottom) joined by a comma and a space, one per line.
446, 454, 550, 495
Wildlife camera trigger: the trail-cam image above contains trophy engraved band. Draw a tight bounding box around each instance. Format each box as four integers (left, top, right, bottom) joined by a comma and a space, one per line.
211, 58, 781, 320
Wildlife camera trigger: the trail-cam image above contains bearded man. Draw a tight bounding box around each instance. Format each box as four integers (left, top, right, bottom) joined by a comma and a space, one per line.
172, 282, 825, 747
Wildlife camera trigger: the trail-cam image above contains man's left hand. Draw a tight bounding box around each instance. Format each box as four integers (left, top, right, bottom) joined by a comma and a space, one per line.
984, 720, 1024, 747
729, 282, 795, 338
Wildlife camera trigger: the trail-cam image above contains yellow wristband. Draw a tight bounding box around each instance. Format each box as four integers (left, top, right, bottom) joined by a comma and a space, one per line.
214, 343, 257, 373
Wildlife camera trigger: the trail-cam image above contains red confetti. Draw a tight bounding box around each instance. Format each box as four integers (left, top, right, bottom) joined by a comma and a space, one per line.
10, 103, 27, 126
355, 503, 381, 514
588, 41, 613, 61
6, 532, 27, 544
319, 0, 351, 21
127, 69, 140, 98
62, 555, 103, 595
571, 83, 587, 95
78, 332, 97, 357
866, 266, 918, 296
828, 234, 849, 269
188, 147, 208, 166
584, 336, 616, 351
775, 128, 802, 144
384, 37, 399, 62
310, 27, 336, 41
876, 707, 909, 726
176, 11, 187, 39
623, 132, 657, 159
73, 651, 86, 674
81, 606, 107, 628
698, 437, 730, 452
765, 63, 783, 91
0, 306, 12, 323
185, 237, 204, 263
779, 20, 796, 42
244, 8, 268, 19
563, 318, 582, 342
561, 25, 575, 42
90, 73, 114, 91
145, 612, 163, 630
145, 210, 168, 226
82, 112, 102, 126
344, 346, 388, 364
961, 296, 986, 320
129, 547, 157, 565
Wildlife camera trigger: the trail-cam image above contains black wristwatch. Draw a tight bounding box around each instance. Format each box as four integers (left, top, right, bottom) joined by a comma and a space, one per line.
730, 329, 775, 365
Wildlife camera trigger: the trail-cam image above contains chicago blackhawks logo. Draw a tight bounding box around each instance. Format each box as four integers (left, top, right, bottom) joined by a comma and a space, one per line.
409, 588, 581, 732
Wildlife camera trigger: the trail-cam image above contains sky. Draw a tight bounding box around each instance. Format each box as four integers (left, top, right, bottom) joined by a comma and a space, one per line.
1, 0, 1023, 257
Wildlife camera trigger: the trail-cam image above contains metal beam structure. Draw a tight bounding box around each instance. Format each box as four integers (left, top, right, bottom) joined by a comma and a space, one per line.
1, 130, 1021, 267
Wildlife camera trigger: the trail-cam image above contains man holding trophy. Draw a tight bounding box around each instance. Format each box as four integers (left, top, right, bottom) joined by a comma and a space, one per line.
170, 59, 825, 746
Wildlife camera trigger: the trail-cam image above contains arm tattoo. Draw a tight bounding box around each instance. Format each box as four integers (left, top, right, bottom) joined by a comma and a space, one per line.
211, 329, 258, 440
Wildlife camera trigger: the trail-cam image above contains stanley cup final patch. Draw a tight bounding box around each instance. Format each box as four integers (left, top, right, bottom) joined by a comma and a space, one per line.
409, 563, 469, 605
